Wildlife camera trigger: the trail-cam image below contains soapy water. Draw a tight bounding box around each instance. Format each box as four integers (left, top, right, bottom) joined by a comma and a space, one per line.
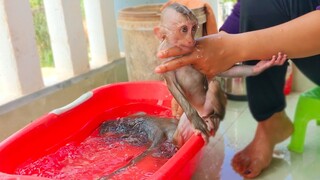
15, 115, 178, 180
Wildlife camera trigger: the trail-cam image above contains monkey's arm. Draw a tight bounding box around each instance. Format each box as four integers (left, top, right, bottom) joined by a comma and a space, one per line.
251, 52, 287, 75
219, 52, 287, 77
201, 79, 226, 134
218, 65, 254, 77
163, 72, 210, 142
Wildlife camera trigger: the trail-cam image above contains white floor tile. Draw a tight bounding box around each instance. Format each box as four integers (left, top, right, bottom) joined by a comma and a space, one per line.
192, 92, 320, 180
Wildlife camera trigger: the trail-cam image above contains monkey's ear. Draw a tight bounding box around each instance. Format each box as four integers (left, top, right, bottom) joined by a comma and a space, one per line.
153, 26, 164, 40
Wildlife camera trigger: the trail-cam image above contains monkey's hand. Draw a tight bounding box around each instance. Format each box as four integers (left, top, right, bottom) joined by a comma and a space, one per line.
200, 79, 226, 136
202, 114, 221, 136
189, 114, 210, 143
171, 98, 184, 119
173, 113, 194, 148
253, 52, 287, 75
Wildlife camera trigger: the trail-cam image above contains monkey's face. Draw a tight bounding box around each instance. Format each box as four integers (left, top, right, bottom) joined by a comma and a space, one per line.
163, 14, 198, 51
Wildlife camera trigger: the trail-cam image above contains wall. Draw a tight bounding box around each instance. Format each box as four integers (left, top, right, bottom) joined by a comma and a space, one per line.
0, 59, 128, 142
292, 64, 317, 92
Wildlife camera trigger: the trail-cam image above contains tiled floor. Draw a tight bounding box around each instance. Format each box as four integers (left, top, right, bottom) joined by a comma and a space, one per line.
191, 92, 320, 180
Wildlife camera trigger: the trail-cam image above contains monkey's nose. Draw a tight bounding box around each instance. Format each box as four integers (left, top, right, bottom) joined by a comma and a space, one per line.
186, 40, 196, 47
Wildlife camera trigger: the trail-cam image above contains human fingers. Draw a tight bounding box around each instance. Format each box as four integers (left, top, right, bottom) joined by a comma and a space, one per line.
155, 56, 193, 73
155, 52, 196, 73
156, 46, 192, 59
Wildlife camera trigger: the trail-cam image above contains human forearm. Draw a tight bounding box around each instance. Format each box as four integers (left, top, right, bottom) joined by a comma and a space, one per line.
236, 10, 320, 61
154, 10, 320, 77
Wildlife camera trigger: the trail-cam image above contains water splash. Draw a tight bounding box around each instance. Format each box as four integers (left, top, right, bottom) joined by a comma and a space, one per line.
16, 115, 178, 180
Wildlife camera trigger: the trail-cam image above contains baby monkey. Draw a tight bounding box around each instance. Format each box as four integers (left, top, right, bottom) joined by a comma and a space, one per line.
154, 3, 287, 142
154, 3, 226, 142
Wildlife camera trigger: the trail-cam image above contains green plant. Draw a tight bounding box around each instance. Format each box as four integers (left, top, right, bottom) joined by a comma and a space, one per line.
30, 0, 54, 67
221, 0, 237, 3
30, 0, 87, 67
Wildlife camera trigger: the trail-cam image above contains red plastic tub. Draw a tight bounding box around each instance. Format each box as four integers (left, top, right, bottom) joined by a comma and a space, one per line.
0, 81, 204, 179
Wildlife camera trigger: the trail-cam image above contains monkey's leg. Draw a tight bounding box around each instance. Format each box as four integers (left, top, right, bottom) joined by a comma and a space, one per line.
201, 79, 227, 134
163, 72, 210, 141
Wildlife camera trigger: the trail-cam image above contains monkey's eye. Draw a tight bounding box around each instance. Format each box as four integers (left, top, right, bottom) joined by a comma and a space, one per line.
181, 25, 188, 33
192, 25, 198, 33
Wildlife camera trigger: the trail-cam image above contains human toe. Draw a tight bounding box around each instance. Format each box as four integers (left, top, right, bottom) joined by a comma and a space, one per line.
241, 160, 264, 179
232, 152, 251, 173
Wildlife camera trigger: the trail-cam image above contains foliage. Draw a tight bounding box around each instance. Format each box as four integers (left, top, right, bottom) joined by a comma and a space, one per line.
29, 0, 86, 67
30, 0, 54, 67
221, 0, 237, 3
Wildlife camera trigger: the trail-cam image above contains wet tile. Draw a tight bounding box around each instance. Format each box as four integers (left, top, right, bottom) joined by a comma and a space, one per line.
226, 99, 248, 113
192, 92, 320, 179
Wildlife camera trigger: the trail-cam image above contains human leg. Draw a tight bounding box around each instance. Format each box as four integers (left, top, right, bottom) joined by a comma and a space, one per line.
292, 55, 320, 86
232, 0, 319, 178
232, 111, 293, 178
233, 54, 320, 178
232, 61, 294, 178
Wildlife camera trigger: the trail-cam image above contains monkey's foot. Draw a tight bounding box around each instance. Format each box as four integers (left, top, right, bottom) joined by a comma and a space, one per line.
194, 129, 209, 144
188, 113, 210, 142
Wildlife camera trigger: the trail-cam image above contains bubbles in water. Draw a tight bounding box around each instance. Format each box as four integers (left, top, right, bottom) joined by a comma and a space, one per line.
153, 140, 178, 158
15, 114, 178, 180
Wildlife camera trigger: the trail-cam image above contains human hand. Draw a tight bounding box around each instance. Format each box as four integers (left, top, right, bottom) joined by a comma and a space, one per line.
155, 33, 239, 78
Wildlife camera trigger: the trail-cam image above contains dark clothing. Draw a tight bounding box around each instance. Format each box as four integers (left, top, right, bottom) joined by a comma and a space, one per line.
221, 0, 320, 121
220, 1, 320, 33
219, 1, 241, 34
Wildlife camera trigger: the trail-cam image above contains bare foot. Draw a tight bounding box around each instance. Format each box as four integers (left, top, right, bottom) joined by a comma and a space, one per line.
232, 111, 294, 178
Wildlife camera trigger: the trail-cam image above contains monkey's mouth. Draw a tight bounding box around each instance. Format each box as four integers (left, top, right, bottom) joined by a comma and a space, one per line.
178, 45, 194, 52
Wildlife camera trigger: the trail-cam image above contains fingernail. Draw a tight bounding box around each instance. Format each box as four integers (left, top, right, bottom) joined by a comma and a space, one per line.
154, 66, 162, 73
157, 51, 164, 58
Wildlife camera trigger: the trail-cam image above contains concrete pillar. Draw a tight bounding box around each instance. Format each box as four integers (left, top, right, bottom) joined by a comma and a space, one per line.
0, 0, 44, 100
43, 0, 89, 77
84, 0, 120, 67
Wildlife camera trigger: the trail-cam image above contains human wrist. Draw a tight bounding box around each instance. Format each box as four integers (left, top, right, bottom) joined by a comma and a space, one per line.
231, 31, 269, 62
222, 33, 246, 64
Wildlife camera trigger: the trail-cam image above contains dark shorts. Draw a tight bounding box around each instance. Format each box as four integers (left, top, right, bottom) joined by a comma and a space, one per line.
240, 0, 320, 121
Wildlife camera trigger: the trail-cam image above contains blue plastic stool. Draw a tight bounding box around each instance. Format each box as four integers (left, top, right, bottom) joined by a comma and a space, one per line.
288, 86, 320, 153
